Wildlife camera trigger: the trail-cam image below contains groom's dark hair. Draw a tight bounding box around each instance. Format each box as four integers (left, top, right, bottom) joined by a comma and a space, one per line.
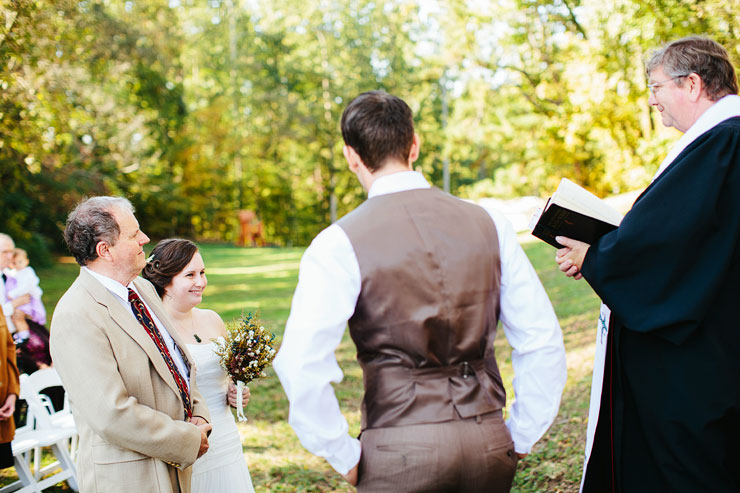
341, 90, 414, 172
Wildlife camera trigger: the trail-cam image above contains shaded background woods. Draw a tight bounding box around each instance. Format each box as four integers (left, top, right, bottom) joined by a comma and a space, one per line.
2, 0, 739, 263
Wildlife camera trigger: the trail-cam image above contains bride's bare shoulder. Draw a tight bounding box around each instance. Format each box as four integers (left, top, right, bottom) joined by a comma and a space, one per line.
194, 307, 227, 337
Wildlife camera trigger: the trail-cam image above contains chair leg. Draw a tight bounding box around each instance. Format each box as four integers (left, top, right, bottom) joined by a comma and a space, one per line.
12, 455, 42, 493
32, 446, 41, 480
49, 442, 78, 492
69, 434, 78, 461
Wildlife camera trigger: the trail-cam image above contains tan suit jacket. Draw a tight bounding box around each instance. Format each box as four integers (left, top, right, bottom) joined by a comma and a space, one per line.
50, 269, 210, 493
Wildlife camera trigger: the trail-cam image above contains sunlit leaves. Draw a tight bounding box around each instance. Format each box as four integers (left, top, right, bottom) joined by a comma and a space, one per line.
3, 0, 739, 262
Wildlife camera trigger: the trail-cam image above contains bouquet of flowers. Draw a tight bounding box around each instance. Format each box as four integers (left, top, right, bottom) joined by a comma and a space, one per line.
213, 312, 277, 421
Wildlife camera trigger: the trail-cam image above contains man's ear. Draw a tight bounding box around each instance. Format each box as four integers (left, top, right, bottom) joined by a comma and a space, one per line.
95, 240, 111, 261
686, 73, 704, 103
408, 133, 421, 164
344, 145, 362, 173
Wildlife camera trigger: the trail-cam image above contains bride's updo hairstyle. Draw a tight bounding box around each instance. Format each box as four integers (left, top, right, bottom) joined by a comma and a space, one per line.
142, 238, 199, 298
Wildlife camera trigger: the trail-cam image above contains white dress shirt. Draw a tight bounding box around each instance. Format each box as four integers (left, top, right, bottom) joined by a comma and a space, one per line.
274, 171, 567, 474
83, 267, 190, 386
1, 275, 16, 333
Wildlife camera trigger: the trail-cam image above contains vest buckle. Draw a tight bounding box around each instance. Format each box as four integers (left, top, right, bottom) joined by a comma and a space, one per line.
459, 361, 472, 379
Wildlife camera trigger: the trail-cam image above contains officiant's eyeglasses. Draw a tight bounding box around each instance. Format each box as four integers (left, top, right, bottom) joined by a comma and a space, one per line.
647, 75, 687, 94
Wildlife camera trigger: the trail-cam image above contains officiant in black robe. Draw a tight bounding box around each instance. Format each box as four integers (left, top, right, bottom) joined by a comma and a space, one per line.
556, 36, 740, 492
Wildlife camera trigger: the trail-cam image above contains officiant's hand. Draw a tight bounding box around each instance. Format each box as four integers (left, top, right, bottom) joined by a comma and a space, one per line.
555, 236, 589, 280
341, 463, 359, 486
228, 382, 250, 408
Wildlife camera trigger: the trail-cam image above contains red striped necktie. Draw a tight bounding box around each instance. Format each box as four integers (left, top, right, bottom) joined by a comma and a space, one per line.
127, 288, 193, 420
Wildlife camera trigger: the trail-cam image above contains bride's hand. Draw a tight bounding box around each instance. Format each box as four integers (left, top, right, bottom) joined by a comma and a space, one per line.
228, 382, 250, 408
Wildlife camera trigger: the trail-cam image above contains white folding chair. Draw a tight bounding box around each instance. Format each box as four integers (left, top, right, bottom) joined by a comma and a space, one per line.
24, 369, 77, 462
0, 374, 79, 493
0, 403, 41, 493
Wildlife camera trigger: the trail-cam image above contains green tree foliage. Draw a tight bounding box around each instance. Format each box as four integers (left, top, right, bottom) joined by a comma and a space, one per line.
1, 0, 192, 262
2, 0, 739, 260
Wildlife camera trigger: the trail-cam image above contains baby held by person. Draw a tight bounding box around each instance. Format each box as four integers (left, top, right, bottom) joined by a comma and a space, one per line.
5, 248, 46, 339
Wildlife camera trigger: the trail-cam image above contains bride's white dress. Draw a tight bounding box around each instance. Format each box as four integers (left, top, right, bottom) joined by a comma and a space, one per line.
188, 341, 255, 493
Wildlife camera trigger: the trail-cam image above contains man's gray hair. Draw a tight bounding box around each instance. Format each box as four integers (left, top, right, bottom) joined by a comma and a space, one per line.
0, 233, 13, 245
64, 197, 134, 266
647, 36, 739, 101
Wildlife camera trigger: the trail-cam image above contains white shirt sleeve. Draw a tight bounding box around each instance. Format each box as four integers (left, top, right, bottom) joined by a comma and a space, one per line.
1, 278, 13, 317
273, 224, 362, 475
486, 209, 567, 454
0, 280, 15, 332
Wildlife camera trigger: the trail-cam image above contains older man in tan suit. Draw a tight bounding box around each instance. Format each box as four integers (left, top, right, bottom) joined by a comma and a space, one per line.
50, 196, 211, 493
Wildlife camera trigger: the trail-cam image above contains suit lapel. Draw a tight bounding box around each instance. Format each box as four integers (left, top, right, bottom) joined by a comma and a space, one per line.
78, 270, 183, 400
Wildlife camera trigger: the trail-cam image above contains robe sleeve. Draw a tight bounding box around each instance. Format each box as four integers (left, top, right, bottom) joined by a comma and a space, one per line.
581, 121, 740, 345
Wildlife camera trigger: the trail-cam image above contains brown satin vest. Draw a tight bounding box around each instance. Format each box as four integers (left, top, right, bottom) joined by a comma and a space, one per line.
337, 187, 505, 430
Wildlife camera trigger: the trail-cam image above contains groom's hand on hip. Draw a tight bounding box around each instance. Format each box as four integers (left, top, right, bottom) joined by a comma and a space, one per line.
341, 463, 359, 486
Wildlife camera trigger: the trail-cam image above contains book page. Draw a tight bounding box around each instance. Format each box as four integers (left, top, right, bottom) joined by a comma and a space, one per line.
549, 178, 622, 226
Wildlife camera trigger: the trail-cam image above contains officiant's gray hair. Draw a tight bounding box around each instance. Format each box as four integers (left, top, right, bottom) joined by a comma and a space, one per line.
64, 196, 135, 266
647, 36, 739, 101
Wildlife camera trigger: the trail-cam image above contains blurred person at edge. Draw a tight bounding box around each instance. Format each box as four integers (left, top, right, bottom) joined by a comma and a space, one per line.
0, 234, 51, 374
0, 312, 20, 471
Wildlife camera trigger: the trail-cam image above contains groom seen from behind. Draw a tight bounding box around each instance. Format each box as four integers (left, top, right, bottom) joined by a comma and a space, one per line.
275, 90, 567, 492
50, 197, 211, 493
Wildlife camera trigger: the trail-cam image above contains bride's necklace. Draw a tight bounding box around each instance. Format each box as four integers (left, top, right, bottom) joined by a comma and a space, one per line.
182, 314, 202, 343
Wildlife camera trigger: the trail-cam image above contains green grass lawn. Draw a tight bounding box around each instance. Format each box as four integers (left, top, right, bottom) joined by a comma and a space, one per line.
6, 238, 601, 492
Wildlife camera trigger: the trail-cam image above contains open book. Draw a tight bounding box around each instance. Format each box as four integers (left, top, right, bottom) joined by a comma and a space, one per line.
531, 178, 623, 248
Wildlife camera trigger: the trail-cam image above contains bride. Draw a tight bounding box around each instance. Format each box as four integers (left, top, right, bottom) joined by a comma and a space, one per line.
143, 239, 255, 493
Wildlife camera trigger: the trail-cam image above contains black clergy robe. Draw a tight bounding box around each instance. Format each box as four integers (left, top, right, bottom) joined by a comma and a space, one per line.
580, 117, 740, 492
